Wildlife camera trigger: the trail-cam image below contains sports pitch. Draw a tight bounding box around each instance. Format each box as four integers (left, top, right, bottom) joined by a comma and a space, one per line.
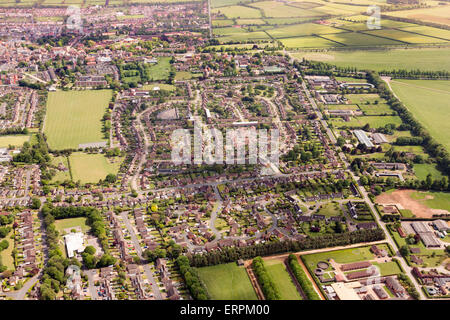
44, 90, 112, 150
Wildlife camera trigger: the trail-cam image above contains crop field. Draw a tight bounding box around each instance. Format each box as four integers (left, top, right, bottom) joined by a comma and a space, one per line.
265, 23, 344, 38
69, 152, 122, 184
389, 79, 450, 153
0, 134, 31, 148
249, 1, 321, 18
385, 5, 450, 26
290, 48, 450, 72
44, 90, 111, 150
219, 31, 270, 42
212, 5, 262, 19
264, 259, 302, 300
399, 26, 450, 41
196, 262, 258, 300
280, 36, 340, 48
364, 29, 449, 44
320, 32, 403, 46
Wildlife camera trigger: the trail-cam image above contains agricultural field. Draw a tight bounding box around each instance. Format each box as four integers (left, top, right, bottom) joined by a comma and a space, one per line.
196, 262, 258, 300
69, 152, 122, 184
290, 48, 450, 72
44, 90, 112, 150
263, 259, 302, 300
330, 115, 403, 129
364, 29, 449, 44
212, 5, 262, 19
385, 5, 450, 26
389, 79, 450, 153
280, 36, 340, 48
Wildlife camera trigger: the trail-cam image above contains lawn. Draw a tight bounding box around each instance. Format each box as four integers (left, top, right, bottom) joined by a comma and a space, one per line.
0, 229, 14, 271
290, 48, 450, 72
147, 57, 172, 81
54, 217, 91, 234
316, 202, 342, 217
50, 155, 71, 183
372, 261, 402, 276
44, 90, 112, 150
264, 259, 302, 300
196, 262, 258, 300
0, 134, 31, 148
69, 152, 122, 184
330, 115, 402, 129
413, 163, 444, 180
389, 79, 450, 153
302, 244, 391, 270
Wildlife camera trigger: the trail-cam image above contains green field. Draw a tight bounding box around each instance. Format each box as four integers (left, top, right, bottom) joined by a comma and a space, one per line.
290, 48, 450, 72
316, 202, 342, 217
0, 229, 14, 271
330, 115, 402, 129
413, 163, 444, 180
51, 155, 71, 183
409, 191, 450, 212
264, 259, 302, 300
196, 262, 258, 300
70, 152, 122, 184
0, 135, 31, 148
280, 36, 340, 48
44, 90, 112, 150
54, 217, 91, 234
389, 79, 450, 153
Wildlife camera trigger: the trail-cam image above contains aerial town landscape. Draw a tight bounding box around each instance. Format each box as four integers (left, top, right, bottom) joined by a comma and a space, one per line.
0, 0, 448, 305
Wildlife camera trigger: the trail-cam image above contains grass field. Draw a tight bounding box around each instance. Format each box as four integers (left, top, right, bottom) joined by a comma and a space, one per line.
0, 229, 14, 271
290, 48, 450, 72
264, 259, 302, 300
44, 90, 112, 150
0, 135, 31, 148
364, 29, 449, 44
413, 163, 444, 180
196, 262, 258, 300
389, 79, 450, 153
54, 217, 90, 234
51, 155, 71, 183
409, 191, 450, 212
316, 202, 342, 217
330, 115, 402, 129
280, 36, 341, 48
302, 244, 391, 269
69, 152, 122, 184
212, 5, 262, 19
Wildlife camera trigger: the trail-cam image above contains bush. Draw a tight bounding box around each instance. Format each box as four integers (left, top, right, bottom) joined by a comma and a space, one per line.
288, 254, 321, 300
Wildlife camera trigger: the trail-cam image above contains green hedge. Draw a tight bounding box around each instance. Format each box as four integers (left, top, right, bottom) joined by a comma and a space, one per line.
288, 254, 321, 300
252, 256, 280, 300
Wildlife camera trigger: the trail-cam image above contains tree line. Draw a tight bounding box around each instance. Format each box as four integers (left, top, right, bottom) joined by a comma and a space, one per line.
252, 256, 280, 300
176, 255, 209, 300
187, 228, 385, 268
287, 254, 321, 300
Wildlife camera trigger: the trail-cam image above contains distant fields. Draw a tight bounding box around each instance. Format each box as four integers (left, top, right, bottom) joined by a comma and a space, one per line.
290, 48, 450, 72
0, 0, 200, 6
44, 90, 111, 150
70, 152, 122, 184
389, 79, 450, 153
211, 0, 450, 48
385, 5, 450, 26
196, 262, 258, 300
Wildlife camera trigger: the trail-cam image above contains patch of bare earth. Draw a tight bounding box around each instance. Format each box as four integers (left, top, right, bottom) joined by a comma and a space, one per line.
376, 189, 450, 218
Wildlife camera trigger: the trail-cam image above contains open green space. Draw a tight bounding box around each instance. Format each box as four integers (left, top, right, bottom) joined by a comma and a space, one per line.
264, 259, 302, 300
0, 135, 31, 148
44, 90, 112, 150
54, 217, 91, 234
409, 191, 450, 212
290, 48, 450, 72
0, 229, 14, 271
69, 152, 122, 184
413, 163, 444, 180
389, 79, 450, 153
196, 262, 258, 300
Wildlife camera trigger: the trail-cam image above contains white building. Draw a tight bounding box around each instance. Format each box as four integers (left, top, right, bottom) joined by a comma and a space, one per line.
64, 232, 85, 258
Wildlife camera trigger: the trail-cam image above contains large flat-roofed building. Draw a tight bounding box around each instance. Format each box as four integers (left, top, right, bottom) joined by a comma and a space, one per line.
411, 221, 441, 248
64, 232, 85, 258
354, 130, 374, 148
411, 221, 429, 234
433, 220, 449, 232
331, 282, 361, 300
